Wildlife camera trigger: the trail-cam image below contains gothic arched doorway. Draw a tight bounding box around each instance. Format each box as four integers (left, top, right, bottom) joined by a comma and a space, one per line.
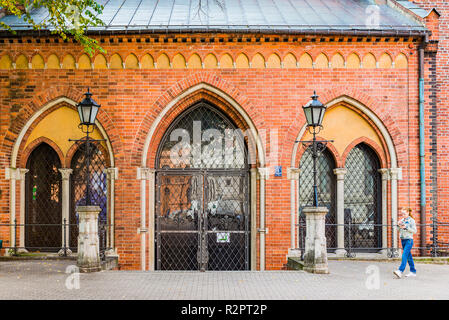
155, 102, 250, 271
344, 143, 382, 250
25, 143, 62, 251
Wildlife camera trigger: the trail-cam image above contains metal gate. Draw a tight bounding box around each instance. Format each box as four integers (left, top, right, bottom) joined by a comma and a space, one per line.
70, 141, 108, 254
344, 143, 382, 250
155, 103, 250, 271
25, 143, 62, 251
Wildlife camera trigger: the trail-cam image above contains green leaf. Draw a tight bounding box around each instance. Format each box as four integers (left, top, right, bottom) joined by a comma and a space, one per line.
0, 0, 105, 56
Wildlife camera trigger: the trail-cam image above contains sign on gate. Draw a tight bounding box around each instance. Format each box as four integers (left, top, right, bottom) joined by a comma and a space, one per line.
217, 232, 230, 243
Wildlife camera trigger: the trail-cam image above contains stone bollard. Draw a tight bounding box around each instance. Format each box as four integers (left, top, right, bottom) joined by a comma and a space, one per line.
303, 206, 329, 274
77, 205, 101, 273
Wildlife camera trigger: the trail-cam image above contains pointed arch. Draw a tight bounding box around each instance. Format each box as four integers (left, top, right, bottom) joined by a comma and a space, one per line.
62, 54, 76, 69
110, 53, 123, 69
362, 53, 377, 68
394, 53, 408, 69
31, 54, 45, 69
251, 53, 265, 68
47, 54, 60, 69
93, 54, 107, 69
204, 53, 218, 68
21, 137, 65, 168
347, 53, 361, 69
266, 53, 281, 68
219, 53, 233, 68
140, 83, 265, 168
10, 97, 115, 168
315, 53, 329, 68
379, 53, 393, 68
298, 53, 313, 68
140, 53, 155, 69
291, 95, 397, 169
172, 53, 186, 69
283, 53, 297, 69
187, 53, 202, 69
331, 53, 344, 68
156, 53, 170, 69
235, 53, 249, 68
125, 53, 139, 69
0, 54, 13, 69
78, 53, 92, 69
15, 54, 29, 69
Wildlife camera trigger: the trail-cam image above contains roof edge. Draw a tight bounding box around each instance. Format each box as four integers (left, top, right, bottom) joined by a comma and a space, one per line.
0, 27, 430, 38
386, 0, 427, 25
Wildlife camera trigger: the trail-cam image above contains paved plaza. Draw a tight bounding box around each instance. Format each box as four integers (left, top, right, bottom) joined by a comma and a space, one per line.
0, 259, 448, 300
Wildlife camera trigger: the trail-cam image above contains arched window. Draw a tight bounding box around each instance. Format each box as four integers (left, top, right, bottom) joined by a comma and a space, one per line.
157, 103, 247, 170
25, 143, 62, 251
299, 147, 337, 251
344, 143, 382, 250
70, 142, 108, 251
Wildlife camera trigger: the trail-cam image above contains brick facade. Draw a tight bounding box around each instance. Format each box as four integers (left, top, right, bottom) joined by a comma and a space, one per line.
412, 0, 449, 246
0, 15, 445, 269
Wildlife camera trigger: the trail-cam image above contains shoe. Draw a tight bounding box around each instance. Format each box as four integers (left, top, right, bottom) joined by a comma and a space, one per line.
393, 270, 402, 278
405, 272, 416, 277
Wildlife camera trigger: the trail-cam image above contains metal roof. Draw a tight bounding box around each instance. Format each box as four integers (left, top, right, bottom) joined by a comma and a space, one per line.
395, 0, 433, 18
0, 0, 427, 35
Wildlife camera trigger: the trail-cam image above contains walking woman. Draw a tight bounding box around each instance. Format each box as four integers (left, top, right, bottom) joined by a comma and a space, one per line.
394, 207, 417, 278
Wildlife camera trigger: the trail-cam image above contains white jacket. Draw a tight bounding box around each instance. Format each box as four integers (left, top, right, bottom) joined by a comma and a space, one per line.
398, 217, 417, 240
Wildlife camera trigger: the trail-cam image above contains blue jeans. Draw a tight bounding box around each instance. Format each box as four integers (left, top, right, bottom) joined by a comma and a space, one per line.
399, 239, 416, 273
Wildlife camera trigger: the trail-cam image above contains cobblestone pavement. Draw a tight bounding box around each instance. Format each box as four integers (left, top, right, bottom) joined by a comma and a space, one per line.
0, 259, 448, 300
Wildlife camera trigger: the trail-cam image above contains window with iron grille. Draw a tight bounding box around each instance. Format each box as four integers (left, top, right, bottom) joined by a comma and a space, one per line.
25, 143, 62, 251
344, 143, 382, 250
70, 141, 108, 252
298, 147, 337, 251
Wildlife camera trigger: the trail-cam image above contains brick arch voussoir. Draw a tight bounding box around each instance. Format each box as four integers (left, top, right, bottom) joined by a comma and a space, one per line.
15, 100, 74, 169
4, 89, 122, 169
144, 89, 258, 169
65, 137, 112, 169
20, 136, 65, 168
131, 75, 261, 168
341, 137, 387, 169
295, 135, 342, 169
286, 90, 403, 169
4, 86, 83, 146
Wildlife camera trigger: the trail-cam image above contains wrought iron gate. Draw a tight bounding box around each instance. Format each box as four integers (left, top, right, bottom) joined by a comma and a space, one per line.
25, 143, 62, 251
156, 171, 249, 270
70, 141, 108, 254
155, 103, 250, 271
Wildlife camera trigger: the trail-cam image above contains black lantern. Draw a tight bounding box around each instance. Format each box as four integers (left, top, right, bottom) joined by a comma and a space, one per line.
70, 88, 104, 207
77, 88, 101, 126
302, 91, 326, 128
297, 91, 332, 207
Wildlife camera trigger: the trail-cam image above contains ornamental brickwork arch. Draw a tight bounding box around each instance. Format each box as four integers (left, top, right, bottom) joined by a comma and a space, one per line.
132, 75, 266, 168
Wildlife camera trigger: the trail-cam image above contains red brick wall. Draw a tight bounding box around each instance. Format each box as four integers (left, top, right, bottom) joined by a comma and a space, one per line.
413, 0, 449, 249
0, 34, 428, 269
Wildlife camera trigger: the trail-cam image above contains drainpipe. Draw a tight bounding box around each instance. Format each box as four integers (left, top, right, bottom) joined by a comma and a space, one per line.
418, 40, 426, 255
